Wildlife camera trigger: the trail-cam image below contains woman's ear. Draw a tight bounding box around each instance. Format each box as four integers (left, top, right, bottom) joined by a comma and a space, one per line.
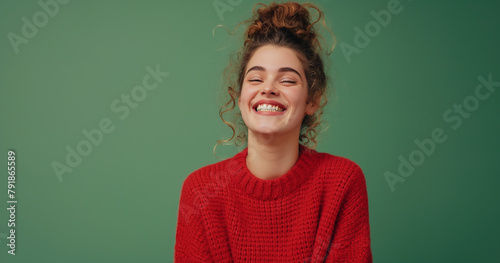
305, 94, 321, 115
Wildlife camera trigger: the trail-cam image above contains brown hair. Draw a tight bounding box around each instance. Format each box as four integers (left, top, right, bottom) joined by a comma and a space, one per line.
214, 1, 335, 157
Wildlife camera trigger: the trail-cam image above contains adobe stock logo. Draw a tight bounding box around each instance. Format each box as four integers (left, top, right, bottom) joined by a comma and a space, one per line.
178, 161, 234, 226
340, 0, 406, 64
213, 0, 242, 21
51, 64, 170, 182
384, 74, 499, 192
7, 0, 71, 54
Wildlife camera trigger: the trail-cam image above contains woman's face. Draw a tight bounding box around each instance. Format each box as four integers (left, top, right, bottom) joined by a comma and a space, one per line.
238, 45, 317, 140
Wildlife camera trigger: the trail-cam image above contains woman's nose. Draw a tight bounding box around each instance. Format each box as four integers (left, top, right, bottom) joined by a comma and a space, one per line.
261, 82, 279, 96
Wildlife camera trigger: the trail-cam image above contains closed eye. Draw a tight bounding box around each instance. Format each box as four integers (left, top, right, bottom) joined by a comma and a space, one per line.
248, 79, 296, 84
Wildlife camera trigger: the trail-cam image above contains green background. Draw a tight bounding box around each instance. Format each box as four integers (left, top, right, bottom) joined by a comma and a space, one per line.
1, 0, 499, 262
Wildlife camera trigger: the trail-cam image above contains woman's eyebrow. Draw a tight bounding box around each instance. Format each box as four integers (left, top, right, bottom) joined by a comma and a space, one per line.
246, 66, 302, 79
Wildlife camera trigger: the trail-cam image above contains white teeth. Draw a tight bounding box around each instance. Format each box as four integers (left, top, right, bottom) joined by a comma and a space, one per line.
256, 104, 284, 112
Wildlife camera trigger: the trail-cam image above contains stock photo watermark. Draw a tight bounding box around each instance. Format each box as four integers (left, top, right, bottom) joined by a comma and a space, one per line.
178, 169, 232, 226
213, 0, 242, 21
177, 155, 242, 229
340, 0, 406, 64
7, 0, 71, 54
384, 73, 499, 192
51, 64, 170, 183
5, 150, 17, 255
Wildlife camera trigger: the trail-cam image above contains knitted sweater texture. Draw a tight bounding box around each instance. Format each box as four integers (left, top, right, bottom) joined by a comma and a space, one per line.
175, 144, 372, 262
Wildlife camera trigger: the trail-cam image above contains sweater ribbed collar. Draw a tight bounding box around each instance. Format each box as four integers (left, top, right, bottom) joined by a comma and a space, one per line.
229, 144, 317, 200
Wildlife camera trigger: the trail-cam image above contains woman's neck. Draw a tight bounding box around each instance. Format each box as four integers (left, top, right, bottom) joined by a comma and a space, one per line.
246, 130, 301, 180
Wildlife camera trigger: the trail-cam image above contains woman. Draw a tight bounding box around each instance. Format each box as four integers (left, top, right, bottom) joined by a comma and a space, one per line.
175, 2, 372, 262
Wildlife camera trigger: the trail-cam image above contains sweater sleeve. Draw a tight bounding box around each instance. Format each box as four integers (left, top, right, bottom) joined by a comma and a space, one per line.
326, 165, 372, 262
175, 178, 214, 263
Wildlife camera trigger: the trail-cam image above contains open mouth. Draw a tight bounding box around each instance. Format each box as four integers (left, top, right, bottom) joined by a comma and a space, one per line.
255, 104, 285, 112
253, 101, 287, 113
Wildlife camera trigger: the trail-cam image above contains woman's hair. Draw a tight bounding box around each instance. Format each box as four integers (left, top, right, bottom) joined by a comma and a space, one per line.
214, 1, 335, 156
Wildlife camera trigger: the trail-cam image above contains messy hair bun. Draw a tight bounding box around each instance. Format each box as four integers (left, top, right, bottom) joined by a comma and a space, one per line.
245, 2, 322, 51
215, 1, 335, 155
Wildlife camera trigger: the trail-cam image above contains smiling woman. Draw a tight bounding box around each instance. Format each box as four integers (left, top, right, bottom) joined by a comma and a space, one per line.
175, 2, 372, 262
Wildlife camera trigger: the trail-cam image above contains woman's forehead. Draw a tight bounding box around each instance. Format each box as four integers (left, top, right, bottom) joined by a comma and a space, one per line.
246, 46, 305, 75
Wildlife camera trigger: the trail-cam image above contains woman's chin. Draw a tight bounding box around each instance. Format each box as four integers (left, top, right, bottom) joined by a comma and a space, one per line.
247, 128, 296, 143
248, 128, 280, 137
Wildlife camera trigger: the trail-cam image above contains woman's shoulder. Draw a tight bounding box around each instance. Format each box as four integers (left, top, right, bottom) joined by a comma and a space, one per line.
311, 149, 362, 169
309, 150, 367, 196
182, 150, 245, 190
310, 150, 364, 179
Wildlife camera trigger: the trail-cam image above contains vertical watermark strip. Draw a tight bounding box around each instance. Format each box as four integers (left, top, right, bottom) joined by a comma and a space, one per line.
6, 150, 17, 255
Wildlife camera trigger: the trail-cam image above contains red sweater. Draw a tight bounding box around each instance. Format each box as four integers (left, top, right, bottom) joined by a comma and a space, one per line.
175, 144, 372, 262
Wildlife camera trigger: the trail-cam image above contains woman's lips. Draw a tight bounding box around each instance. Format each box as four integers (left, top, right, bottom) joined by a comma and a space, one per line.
255, 109, 285, 115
